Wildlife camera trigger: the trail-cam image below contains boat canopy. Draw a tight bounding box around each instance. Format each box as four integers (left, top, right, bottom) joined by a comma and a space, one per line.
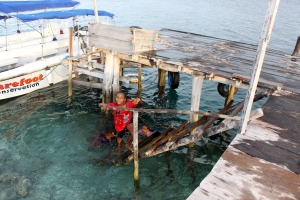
0, 9, 114, 21
0, 0, 79, 13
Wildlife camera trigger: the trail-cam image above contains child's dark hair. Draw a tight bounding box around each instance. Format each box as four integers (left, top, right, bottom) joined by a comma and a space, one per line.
116, 91, 127, 99
142, 124, 150, 129
104, 125, 115, 134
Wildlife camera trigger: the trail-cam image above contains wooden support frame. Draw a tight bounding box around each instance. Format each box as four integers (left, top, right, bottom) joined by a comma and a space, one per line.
92, 48, 278, 93
239, 0, 280, 134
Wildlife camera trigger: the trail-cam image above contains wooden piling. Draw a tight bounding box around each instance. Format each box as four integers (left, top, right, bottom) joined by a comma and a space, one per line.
103, 53, 114, 103
112, 55, 120, 99
99, 51, 105, 64
88, 48, 93, 82
291, 36, 300, 61
68, 27, 73, 104
137, 65, 142, 98
158, 68, 166, 87
225, 85, 238, 106
133, 111, 139, 182
189, 76, 204, 147
119, 67, 124, 77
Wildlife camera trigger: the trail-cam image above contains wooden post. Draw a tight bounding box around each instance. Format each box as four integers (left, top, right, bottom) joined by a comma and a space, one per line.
112, 55, 120, 99
158, 68, 166, 87
133, 111, 139, 183
291, 36, 300, 62
189, 76, 204, 147
100, 51, 105, 65
97, 51, 105, 84
119, 67, 124, 77
68, 27, 73, 104
239, 0, 280, 134
158, 68, 166, 96
225, 85, 238, 106
137, 65, 142, 98
103, 53, 114, 103
87, 47, 94, 83
68, 59, 73, 104
69, 27, 73, 57
92, 0, 100, 23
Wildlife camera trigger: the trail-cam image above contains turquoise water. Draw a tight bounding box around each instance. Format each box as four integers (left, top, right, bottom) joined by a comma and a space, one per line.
1, 0, 299, 199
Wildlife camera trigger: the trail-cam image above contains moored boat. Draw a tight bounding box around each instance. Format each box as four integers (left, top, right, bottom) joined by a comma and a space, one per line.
0, 1, 114, 100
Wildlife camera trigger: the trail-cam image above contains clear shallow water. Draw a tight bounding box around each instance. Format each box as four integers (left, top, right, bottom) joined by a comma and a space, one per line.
0, 0, 299, 199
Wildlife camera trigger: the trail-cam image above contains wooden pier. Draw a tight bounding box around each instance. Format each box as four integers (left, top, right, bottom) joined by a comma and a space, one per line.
64, 0, 300, 196
188, 90, 300, 199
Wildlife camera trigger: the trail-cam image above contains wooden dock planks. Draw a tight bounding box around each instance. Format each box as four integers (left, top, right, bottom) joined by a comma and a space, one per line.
141, 29, 300, 94
188, 90, 300, 200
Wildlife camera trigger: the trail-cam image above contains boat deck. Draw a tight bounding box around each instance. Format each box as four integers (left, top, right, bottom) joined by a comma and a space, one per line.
188, 90, 300, 199
141, 29, 300, 93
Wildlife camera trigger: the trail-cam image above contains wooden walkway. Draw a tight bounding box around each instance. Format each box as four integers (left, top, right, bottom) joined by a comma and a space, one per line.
141, 29, 300, 93
188, 90, 300, 200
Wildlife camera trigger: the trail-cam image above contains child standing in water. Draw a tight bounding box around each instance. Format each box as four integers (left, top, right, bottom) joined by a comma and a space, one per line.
138, 124, 154, 137
99, 91, 141, 154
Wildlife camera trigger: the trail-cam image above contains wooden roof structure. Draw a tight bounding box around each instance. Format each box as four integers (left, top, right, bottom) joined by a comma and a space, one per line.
140, 28, 300, 93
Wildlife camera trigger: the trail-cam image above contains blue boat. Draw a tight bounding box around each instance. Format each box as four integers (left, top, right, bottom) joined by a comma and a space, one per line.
0, 0, 80, 13
0, 1, 114, 100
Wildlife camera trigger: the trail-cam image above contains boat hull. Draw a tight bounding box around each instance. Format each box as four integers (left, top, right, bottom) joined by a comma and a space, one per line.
0, 60, 70, 100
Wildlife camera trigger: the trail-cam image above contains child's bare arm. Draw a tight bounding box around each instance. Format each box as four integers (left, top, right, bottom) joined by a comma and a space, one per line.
132, 98, 141, 105
98, 103, 109, 110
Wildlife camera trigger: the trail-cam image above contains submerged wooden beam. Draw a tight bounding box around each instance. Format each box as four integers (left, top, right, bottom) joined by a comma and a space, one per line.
170, 116, 207, 144
148, 120, 189, 153
125, 125, 173, 163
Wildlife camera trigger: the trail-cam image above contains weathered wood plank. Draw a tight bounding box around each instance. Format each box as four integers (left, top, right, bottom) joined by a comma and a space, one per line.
190, 146, 300, 200
89, 36, 134, 55
190, 90, 300, 200
89, 23, 133, 41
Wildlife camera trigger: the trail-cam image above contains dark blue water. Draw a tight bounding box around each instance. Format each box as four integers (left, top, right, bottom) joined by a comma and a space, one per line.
0, 0, 299, 199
